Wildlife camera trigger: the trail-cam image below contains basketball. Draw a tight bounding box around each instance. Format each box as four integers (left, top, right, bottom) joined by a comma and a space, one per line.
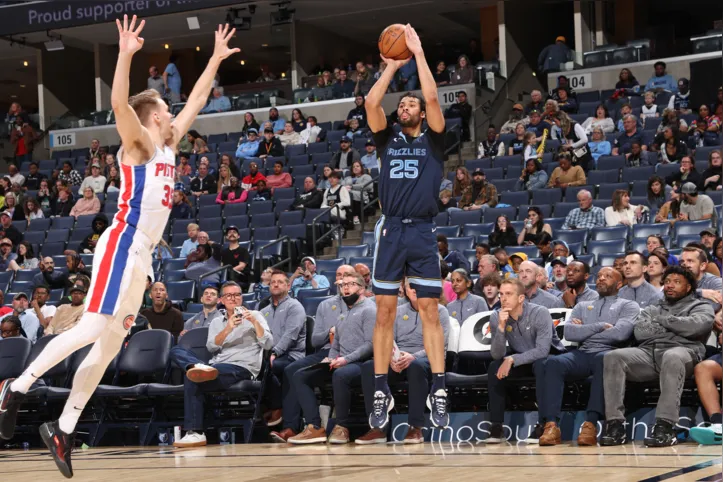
378, 24, 412, 61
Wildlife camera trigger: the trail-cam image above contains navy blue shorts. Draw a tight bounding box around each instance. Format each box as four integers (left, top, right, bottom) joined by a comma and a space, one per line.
372, 215, 442, 298
709, 353, 722, 366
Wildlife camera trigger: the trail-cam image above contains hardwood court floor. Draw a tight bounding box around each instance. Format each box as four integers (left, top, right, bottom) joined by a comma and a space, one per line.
1, 442, 721, 482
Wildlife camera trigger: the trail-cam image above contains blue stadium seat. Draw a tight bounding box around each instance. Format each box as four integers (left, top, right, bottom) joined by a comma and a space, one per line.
483, 167, 504, 180
463, 223, 494, 237
553, 202, 579, 218
23, 231, 45, 245
644, 117, 662, 131
434, 212, 449, 226
286, 144, 306, 158
224, 203, 248, 217
673, 220, 712, 239
622, 166, 655, 182
531, 188, 563, 205
253, 226, 279, 241
632, 223, 670, 238
482, 207, 517, 223
288, 155, 310, 166
361, 232, 375, 245
14, 269, 40, 282
278, 211, 303, 225
197, 194, 218, 207
338, 244, 369, 261
27, 218, 51, 232
500, 191, 529, 206
505, 245, 539, 258
494, 156, 522, 172
225, 215, 249, 229
41, 242, 66, 257
312, 152, 333, 165
303, 208, 330, 224
449, 210, 482, 226
306, 142, 328, 155
587, 169, 619, 185
297, 288, 330, 306
274, 198, 295, 214
465, 158, 493, 172
249, 201, 273, 215
0, 337, 32, 380
199, 217, 223, 232
50, 217, 75, 230
446, 236, 475, 252
590, 226, 629, 241
10, 281, 34, 296
349, 256, 374, 269
565, 185, 594, 202
166, 280, 196, 306
172, 218, 196, 235
597, 253, 624, 267
70, 228, 93, 242
315, 258, 344, 273
588, 239, 627, 261
436, 225, 461, 238
556, 229, 588, 246
656, 163, 679, 180
164, 270, 186, 282
519, 204, 552, 219
273, 187, 296, 200
676, 234, 701, 248
597, 155, 625, 171
199, 205, 222, 219
280, 224, 307, 240
250, 212, 276, 228
598, 183, 631, 201
301, 295, 332, 317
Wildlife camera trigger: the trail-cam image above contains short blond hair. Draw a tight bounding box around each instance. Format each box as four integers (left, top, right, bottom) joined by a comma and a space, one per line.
128, 89, 163, 125
501, 278, 525, 295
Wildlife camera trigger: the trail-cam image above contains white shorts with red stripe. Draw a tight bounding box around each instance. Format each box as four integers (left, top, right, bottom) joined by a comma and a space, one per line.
85, 223, 152, 324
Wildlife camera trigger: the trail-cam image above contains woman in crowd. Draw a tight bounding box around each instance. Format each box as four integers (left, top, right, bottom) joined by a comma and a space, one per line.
219, 153, 241, 178
7, 241, 39, 271
69, 186, 101, 218
36, 179, 54, 215
615, 68, 639, 90
343, 160, 373, 225
216, 164, 232, 193
515, 158, 548, 191
22, 197, 44, 222
646, 175, 672, 208
507, 123, 526, 155
582, 104, 615, 134
447, 269, 488, 325
517, 206, 552, 246
690, 104, 721, 135
104, 165, 121, 193
556, 111, 591, 172
103, 153, 117, 178
654, 196, 682, 226
322, 171, 350, 224
658, 131, 687, 164
588, 126, 612, 168
605, 189, 646, 226
489, 215, 518, 249
433, 60, 449, 86
646, 251, 668, 290
656, 109, 688, 137
187, 130, 209, 154
3, 192, 24, 221
450, 55, 474, 85
241, 112, 260, 138
452, 167, 471, 197
170, 190, 193, 220
646, 235, 678, 266
665, 156, 702, 189
699, 149, 722, 192
216, 176, 247, 205
291, 108, 307, 132
318, 165, 333, 190
547, 152, 586, 188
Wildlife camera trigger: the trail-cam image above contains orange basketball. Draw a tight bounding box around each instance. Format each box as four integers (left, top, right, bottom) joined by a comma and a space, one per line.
378, 24, 411, 61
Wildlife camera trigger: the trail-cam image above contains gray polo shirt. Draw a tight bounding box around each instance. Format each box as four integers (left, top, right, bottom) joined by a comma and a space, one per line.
565, 295, 640, 353
489, 302, 565, 366
618, 280, 664, 309
206, 310, 273, 378
311, 295, 343, 351
261, 295, 307, 361
447, 293, 488, 325
184, 307, 224, 332
147, 75, 165, 95
680, 194, 717, 228
697, 272, 723, 311
328, 297, 376, 363
527, 287, 565, 309
557, 285, 600, 307
395, 302, 450, 358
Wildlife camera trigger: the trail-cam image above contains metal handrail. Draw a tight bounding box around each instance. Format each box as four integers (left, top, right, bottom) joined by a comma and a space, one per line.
359, 175, 380, 229
197, 264, 232, 301
311, 204, 342, 257
258, 235, 293, 273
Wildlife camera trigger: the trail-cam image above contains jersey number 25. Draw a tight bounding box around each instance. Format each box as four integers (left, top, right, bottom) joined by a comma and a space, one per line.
389, 159, 419, 179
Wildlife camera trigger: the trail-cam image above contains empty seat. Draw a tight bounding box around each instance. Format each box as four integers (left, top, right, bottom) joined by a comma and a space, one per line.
598, 182, 631, 200
555, 229, 588, 246
316, 258, 344, 273
531, 188, 563, 205
482, 207, 517, 223
597, 155, 625, 171
590, 225, 629, 241
588, 239, 627, 261
449, 210, 482, 226
500, 191, 529, 206
338, 244, 369, 261
250, 212, 276, 228
436, 226, 460, 238
587, 169, 619, 185
553, 202, 579, 218
446, 236, 475, 252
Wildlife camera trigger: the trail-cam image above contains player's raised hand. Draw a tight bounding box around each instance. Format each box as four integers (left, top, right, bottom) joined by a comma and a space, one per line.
404, 24, 423, 56
116, 14, 145, 54
212, 24, 240, 61
379, 55, 410, 71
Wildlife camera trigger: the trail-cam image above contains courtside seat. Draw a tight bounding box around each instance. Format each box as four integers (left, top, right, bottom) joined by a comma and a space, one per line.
445, 311, 495, 388
147, 328, 211, 397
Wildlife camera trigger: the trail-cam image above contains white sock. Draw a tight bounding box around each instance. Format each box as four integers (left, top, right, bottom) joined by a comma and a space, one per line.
58, 324, 125, 434
11, 312, 110, 394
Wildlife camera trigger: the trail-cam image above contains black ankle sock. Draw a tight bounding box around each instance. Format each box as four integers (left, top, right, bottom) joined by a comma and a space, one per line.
711, 413, 723, 424
374, 374, 388, 393
431, 373, 445, 392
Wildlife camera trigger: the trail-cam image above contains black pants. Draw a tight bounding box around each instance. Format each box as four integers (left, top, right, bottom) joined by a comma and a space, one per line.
266, 354, 295, 410
487, 357, 547, 424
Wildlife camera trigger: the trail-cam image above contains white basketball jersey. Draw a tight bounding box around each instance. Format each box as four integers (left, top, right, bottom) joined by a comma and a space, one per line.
114, 145, 176, 245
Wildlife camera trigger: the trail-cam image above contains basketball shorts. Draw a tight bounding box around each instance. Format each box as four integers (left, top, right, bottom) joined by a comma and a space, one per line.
85, 225, 153, 328
372, 215, 442, 298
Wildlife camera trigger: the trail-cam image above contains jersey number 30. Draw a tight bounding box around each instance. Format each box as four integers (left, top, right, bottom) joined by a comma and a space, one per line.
389, 159, 419, 179
161, 185, 173, 208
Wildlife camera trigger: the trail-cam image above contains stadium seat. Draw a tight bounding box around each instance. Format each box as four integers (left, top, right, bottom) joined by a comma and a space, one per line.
632, 223, 670, 239
597, 155, 625, 171
656, 163, 679, 180
597, 182, 631, 201
492, 178, 518, 193
41, 242, 66, 257
349, 256, 374, 269
437, 225, 460, 237
463, 223, 494, 237
676, 234, 701, 248
166, 281, 196, 307
338, 244, 369, 261
505, 246, 539, 258
0, 337, 32, 379
588, 239, 627, 261
446, 236, 475, 252
553, 202, 579, 218
587, 169, 620, 185
622, 166, 656, 182
249, 201, 273, 215
224, 202, 248, 217
483, 167, 504, 180
306, 142, 328, 155
27, 218, 51, 232
597, 253, 624, 267
500, 191, 529, 206
296, 288, 330, 306
465, 158, 493, 172
482, 207, 517, 223
674, 220, 712, 239
494, 155, 522, 172
199, 217, 223, 232
556, 229, 588, 246
449, 210, 482, 226
253, 226, 279, 241
301, 296, 332, 317
531, 188, 563, 205
199, 205, 222, 219
590, 226, 629, 241
565, 185, 594, 202
250, 212, 276, 228
315, 258, 344, 273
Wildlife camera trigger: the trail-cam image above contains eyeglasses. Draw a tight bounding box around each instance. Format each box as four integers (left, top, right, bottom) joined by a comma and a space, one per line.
223, 293, 243, 299
339, 282, 361, 289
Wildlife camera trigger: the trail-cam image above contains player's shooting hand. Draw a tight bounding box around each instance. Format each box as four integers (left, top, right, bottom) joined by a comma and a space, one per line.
380, 55, 411, 71
116, 14, 145, 55
212, 24, 240, 61
404, 24, 423, 56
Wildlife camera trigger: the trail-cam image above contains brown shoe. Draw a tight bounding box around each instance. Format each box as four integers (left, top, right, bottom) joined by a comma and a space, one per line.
186, 364, 218, 383
577, 421, 598, 446
539, 421, 561, 446
328, 425, 350, 444
266, 409, 282, 427
270, 428, 296, 443
355, 428, 387, 445
288, 424, 327, 445
403, 426, 424, 444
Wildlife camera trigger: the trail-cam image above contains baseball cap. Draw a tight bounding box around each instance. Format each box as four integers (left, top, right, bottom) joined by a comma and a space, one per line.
263, 127, 274, 134
12, 292, 27, 301
301, 256, 316, 266
472, 168, 484, 176
550, 256, 568, 267
678, 78, 689, 87
700, 228, 717, 237
0, 212, 10, 219
365, 139, 375, 146
512, 103, 524, 111
509, 252, 528, 262
91, 162, 101, 168
529, 109, 541, 115
681, 182, 698, 195
225, 225, 239, 235
0, 238, 12, 247
340, 136, 352, 143
552, 239, 570, 251
69, 285, 87, 294
247, 128, 258, 135
556, 36, 566, 43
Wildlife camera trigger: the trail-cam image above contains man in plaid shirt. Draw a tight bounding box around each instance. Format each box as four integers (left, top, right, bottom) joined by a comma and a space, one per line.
58, 161, 83, 186
562, 189, 605, 230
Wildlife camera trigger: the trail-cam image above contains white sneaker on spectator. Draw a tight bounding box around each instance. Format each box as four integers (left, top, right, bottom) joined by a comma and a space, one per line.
186, 364, 218, 383
353, 216, 360, 225
173, 431, 207, 448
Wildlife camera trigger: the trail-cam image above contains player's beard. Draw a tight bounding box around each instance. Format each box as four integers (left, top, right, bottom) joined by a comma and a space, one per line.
399, 112, 421, 128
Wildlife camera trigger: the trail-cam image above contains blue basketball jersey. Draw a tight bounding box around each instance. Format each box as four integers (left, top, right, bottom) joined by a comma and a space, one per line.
373, 125, 446, 218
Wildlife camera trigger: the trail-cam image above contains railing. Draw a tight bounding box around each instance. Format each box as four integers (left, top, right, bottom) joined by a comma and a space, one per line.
197, 264, 232, 301
258, 235, 293, 273
311, 205, 343, 258
359, 176, 380, 229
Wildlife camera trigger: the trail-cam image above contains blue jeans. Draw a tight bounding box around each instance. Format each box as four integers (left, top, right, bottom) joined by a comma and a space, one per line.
361, 357, 432, 428
281, 350, 329, 431
171, 346, 252, 432
539, 350, 606, 424
293, 362, 362, 428
487, 357, 547, 424
266, 354, 295, 410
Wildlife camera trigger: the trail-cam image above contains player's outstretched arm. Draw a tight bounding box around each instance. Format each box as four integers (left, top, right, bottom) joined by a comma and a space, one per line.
365, 55, 408, 133
111, 15, 153, 154
405, 25, 444, 134
172, 24, 240, 147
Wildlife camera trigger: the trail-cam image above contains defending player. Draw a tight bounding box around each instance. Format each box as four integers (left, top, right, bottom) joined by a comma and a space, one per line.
364, 25, 449, 429
0, 16, 238, 478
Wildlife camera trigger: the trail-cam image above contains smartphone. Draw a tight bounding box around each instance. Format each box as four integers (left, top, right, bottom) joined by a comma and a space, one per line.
234, 306, 247, 316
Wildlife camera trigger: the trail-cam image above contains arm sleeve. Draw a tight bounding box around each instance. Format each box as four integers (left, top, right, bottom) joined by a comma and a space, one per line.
272, 302, 306, 357
489, 312, 507, 360
597, 302, 640, 343
510, 310, 553, 366
529, 171, 548, 190
338, 186, 351, 208
569, 167, 587, 186
205, 317, 226, 353
564, 307, 606, 343
328, 328, 340, 359
344, 305, 376, 363
311, 303, 332, 349
314, 274, 330, 290
254, 312, 274, 350
657, 303, 715, 338
371, 124, 394, 149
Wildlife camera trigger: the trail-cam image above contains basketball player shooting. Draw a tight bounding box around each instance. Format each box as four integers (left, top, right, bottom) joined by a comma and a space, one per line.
365, 25, 449, 430
0, 15, 238, 478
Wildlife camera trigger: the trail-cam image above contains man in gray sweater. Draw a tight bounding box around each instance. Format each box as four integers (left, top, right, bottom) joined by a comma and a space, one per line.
262, 270, 307, 427
601, 265, 715, 448
618, 251, 664, 309
484, 279, 566, 443
558, 261, 599, 308
288, 272, 376, 445
356, 278, 451, 445
270, 264, 356, 443
173, 281, 273, 448
180, 286, 223, 336
538, 268, 640, 446
519, 261, 564, 309
679, 247, 723, 311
